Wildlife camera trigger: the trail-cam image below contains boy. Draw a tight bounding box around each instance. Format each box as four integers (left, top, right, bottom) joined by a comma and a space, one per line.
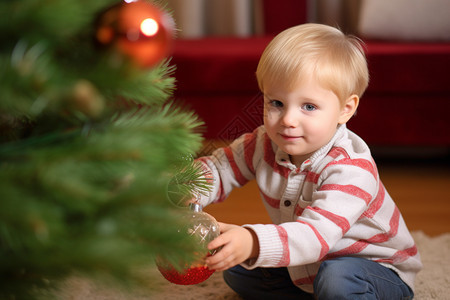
195, 24, 422, 299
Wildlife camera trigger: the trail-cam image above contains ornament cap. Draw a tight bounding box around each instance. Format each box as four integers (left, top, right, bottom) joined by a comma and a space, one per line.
189, 202, 202, 213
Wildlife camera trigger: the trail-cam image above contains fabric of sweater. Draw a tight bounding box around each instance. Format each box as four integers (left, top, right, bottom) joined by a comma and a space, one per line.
197, 124, 422, 293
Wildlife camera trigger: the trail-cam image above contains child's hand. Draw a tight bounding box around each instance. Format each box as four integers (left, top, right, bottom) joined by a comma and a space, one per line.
205, 222, 259, 272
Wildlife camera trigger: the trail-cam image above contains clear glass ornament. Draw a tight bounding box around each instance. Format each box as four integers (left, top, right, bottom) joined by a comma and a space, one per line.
156, 203, 220, 285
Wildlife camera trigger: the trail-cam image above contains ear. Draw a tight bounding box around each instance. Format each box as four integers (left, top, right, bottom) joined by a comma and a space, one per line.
338, 94, 359, 124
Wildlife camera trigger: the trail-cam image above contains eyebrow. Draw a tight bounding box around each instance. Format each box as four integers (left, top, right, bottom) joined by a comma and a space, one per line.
264, 93, 321, 104
301, 96, 322, 103
263, 93, 277, 100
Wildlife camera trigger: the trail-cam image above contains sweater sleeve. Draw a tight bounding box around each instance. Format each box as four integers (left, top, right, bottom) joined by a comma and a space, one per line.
195, 128, 260, 207
242, 157, 379, 268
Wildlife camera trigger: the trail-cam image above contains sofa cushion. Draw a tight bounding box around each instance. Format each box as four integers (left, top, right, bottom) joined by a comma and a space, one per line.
348, 93, 450, 146
366, 41, 450, 93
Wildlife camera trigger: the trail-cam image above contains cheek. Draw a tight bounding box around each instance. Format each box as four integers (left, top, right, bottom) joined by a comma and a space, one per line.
263, 111, 278, 136
264, 107, 280, 122
264, 114, 281, 136
302, 118, 331, 135
305, 119, 338, 142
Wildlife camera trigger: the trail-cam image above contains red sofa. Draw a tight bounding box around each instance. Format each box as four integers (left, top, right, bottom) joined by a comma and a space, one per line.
171, 3, 450, 149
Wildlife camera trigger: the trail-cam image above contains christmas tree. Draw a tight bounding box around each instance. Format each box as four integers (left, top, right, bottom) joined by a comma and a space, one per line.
0, 0, 208, 298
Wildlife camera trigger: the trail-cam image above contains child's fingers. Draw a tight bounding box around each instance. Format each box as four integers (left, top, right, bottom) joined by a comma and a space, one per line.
205, 243, 235, 271
217, 222, 234, 233
207, 230, 229, 250
208, 223, 239, 250
205, 245, 226, 265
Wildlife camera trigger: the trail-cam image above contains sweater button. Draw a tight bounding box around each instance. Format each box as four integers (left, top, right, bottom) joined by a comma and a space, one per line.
284, 200, 292, 207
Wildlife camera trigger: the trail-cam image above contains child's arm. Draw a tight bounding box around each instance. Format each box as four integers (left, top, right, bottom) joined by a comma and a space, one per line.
205, 222, 259, 272
195, 128, 260, 207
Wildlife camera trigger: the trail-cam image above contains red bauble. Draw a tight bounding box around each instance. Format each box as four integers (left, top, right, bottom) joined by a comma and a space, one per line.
156, 203, 220, 285
96, 0, 175, 68
156, 256, 215, 285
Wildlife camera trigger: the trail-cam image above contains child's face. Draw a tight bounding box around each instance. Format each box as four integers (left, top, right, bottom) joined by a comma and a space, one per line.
263, 75, 351, 166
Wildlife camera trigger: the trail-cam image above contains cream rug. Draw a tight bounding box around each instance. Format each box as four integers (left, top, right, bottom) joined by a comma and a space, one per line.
54, 231, 449, 299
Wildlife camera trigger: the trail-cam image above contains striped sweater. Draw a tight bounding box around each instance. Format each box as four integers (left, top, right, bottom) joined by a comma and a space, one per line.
197, 124, 422, 293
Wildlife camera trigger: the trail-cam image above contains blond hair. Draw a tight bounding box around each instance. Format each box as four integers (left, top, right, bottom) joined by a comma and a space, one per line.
256, 23, 369, 104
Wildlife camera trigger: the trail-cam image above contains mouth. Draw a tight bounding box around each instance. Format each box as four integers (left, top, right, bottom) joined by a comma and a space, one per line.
279, 133, 302, 141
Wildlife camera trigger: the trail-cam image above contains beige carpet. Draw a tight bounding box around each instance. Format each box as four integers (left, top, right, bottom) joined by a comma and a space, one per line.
54, 231, 449, 299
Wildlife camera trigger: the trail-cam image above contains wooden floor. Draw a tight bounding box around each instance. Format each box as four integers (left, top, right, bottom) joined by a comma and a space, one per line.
205, 154, 450, 237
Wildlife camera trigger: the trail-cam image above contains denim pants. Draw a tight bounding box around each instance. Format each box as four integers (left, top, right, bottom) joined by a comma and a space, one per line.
223, 257, 414, 300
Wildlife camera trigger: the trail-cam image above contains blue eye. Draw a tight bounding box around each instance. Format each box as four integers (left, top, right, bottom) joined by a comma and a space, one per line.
303, 104, 316, 111
269, 100, 283, 108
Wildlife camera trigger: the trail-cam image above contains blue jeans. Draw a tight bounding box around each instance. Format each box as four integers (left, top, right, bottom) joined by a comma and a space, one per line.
223, 257, 414, 300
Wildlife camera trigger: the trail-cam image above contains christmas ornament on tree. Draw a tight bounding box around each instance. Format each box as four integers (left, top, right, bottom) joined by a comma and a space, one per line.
156, 203, 220, 285
96, 0, 175, 68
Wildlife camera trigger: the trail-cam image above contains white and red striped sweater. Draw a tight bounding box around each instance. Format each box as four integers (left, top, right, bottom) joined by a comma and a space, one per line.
197, 124, 422, 293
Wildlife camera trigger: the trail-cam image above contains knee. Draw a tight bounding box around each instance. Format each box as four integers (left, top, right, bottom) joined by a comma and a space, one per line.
222, 267, 238, 288
314, 257, 373, 300
314, 259, 347, 298
223, 267, 240, 291
223, 265, 254, 297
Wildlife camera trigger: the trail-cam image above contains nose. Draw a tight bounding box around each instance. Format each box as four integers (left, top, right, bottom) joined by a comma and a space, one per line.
280, 108, 299, 128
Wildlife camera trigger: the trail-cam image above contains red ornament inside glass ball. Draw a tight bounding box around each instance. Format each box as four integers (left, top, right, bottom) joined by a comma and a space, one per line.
96, 0, 175, 68
156, 255, 215, 285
